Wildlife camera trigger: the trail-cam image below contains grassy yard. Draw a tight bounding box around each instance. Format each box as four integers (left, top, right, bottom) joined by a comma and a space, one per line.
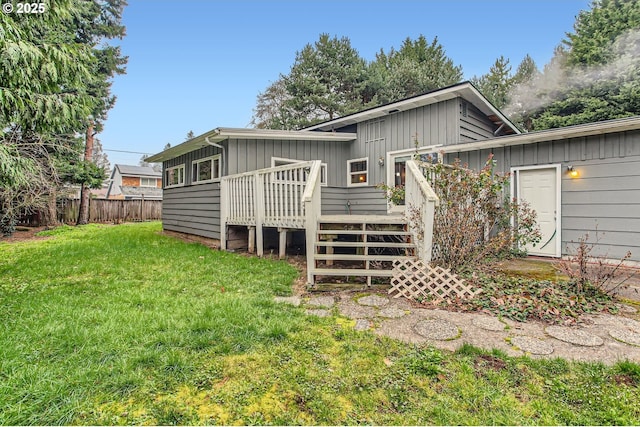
1, 222, 639, 425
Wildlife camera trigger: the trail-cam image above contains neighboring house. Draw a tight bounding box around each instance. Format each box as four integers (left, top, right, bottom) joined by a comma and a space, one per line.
146, 81, 640, 285
106, 164, 163, 200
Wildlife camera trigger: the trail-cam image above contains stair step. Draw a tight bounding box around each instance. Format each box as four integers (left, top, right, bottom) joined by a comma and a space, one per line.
311, 268, 394, 277
317, 230, 411, 236
318, 214, 406, 224
315, 241, 416, 248
314, 254, 414, 262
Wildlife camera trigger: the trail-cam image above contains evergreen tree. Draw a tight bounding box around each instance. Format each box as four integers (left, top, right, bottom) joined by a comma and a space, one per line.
283, 33, 368, 129
472, 56, 513, 109
76, 0, 128, 225
372, 35, 463, 104
516, 0, 640, 130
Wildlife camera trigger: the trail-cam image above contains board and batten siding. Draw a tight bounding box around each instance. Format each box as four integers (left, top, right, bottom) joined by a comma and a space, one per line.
445, 130, 640, 261
225, 138, 350, 187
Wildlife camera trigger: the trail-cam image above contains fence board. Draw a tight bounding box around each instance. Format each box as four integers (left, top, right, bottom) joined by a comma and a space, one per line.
18, 199, 162, 226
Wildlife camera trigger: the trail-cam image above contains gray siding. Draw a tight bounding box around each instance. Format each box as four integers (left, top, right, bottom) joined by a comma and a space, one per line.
225, 138, 350, 187
164, 144, 224, 185
320, 186, 388, 215
446, 130, 640, 261
162, 182, 221, 240
459, 100, 501, 142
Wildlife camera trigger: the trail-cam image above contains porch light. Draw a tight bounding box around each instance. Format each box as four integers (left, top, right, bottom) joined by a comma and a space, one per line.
378, 156, 385, 166
567, 165, 579, 178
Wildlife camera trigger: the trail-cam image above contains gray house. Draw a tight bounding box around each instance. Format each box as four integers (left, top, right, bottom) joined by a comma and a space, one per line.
146, 81, 640, 285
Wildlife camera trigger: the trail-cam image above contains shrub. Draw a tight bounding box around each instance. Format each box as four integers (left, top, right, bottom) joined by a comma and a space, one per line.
422, 154, 541, 273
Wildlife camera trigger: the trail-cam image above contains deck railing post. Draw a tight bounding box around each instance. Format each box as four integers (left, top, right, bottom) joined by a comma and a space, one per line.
255, 171, 265, 257
303, 160, 322, 286
220, 179, 228, 250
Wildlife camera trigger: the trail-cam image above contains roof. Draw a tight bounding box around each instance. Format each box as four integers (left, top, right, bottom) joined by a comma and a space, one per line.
120, 186, 163, 200
112, 164, 162, 178
302, 81, 521, 135
145, 127, 357, 163
440, 115, 640, 154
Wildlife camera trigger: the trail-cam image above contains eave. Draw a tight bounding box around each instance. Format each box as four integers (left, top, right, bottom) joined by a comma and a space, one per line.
145, 127, 357, 163
302, 81, 520, 135
440, 115, 640, 154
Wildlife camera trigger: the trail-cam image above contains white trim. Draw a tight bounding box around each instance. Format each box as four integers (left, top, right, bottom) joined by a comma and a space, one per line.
386, 145, 440, 213
510, 164, 562, 258
164, 164, 185, 188
139, 177, 158, 188
271, 156, 328, 186
347, 157, 369, 187
191, 154, 221, 185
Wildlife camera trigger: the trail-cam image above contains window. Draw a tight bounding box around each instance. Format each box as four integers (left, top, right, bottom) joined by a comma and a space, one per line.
271, 157, 327, 186
192, 155, 221, 184
347, 158, 368, 186
164, 164, 185, 188
364, 119, 384, 144
140, 177, 157, 187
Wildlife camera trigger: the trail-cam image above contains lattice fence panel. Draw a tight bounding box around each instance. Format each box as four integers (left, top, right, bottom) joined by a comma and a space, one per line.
389, 259, 482, 300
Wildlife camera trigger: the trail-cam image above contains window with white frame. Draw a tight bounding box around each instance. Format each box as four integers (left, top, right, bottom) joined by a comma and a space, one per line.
140, 177, 157, 187
364, 119, 385, 144
164, 164, 185, 188
347, 158, 368, 186
192, 155, 221, 184
271, 157, 328, 186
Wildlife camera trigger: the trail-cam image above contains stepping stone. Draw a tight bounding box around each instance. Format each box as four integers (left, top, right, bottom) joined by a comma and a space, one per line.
306, 309, 330, 317
274, 296, 301, 306
510, 336, 554, 355
307, 296, 335, 308
472, 316, 506, 332
617, 304, 638, 314
338, 302, 376, 319
545, 326, 604, 347
609, 328, 640, 347
413, 319, 460, 340
378, 307, 407, 318
354, 319, 371, 331
357, 295, 389, 307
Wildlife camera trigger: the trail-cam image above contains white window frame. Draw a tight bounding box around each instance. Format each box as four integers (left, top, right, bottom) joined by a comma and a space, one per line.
191, 155, 221, 185
140, 177, 158, 187
347, 157, 369, 187
271, 157, 327, 186
164, 164, 185, 188
385, 145, 441, 212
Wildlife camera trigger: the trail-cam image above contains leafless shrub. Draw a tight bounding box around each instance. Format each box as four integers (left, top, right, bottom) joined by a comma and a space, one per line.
558, 228, 634, 295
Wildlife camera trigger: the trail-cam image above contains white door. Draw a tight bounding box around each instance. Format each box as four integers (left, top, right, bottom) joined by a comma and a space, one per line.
516, 167, 559, 257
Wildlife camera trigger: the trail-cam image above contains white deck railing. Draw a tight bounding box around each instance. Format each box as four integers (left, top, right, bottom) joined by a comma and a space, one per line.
405, 160, 440, 262
220, 160, 323, 255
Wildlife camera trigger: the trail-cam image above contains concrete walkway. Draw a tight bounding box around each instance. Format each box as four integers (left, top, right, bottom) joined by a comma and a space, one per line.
276, 292, 640, 365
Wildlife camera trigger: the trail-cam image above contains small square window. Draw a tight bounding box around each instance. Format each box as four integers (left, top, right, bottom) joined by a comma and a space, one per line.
165, 165, 185, 188
347, 158, 368, 186
140, 177, 157, 187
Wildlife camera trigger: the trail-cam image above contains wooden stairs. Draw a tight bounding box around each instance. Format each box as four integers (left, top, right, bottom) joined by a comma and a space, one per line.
309, 214, 417, 290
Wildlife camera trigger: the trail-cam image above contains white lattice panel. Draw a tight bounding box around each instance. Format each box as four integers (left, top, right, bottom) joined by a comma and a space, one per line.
389, 259, 481, 300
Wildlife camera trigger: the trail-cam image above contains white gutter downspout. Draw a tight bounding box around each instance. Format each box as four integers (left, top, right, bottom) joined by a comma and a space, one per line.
204, 136, 226, 175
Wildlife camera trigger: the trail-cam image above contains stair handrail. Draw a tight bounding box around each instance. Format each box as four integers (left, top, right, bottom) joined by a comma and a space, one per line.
405, 159, 440, 262
303, 160, 322, 285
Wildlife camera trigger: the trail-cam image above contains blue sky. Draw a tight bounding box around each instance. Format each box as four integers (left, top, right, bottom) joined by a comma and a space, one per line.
100, 0, 592, 167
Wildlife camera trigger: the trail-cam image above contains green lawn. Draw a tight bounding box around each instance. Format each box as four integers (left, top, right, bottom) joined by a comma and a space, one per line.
1, 222, 639, 425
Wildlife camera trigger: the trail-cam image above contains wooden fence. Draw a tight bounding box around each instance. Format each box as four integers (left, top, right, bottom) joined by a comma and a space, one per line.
58, 198, 162, 224
18, 199, 163, 226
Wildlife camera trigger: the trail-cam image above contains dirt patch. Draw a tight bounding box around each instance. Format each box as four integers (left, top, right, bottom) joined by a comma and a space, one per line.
0, 226, 49, 244
474, 354, 507, 371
